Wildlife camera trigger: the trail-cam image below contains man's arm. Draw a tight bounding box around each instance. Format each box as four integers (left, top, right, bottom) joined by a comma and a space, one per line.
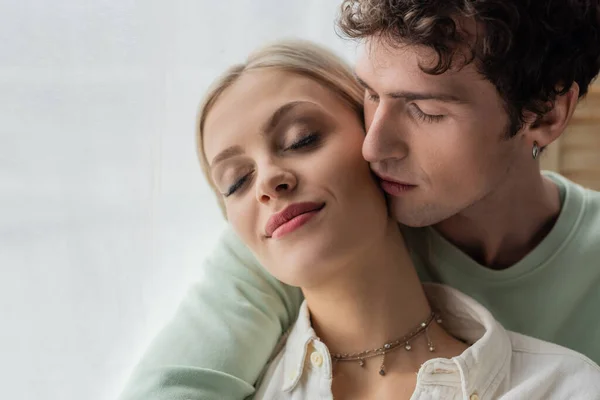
118, 227, 303, 400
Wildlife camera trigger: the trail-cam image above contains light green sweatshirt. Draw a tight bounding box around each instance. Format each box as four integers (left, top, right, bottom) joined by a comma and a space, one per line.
118, 172, 600, 400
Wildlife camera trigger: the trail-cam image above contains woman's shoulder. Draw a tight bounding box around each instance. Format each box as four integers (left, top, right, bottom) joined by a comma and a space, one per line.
500, 331, 600, 398
507, 330, 599, 370
252, 340, 287, 399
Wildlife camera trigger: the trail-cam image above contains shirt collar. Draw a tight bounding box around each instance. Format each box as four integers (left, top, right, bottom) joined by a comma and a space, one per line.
281, 283, 512, 396
281, 301, 318, 392
418, 283, 512, 397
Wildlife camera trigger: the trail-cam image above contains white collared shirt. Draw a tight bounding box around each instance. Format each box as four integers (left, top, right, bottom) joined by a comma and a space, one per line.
253, 283, 600, 399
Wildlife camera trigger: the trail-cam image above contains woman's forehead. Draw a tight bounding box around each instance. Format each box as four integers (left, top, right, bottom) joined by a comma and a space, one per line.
203, 71, 340, 156
213, 70, 335, 116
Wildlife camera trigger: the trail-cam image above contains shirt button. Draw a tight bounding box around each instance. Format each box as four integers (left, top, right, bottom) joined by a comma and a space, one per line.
310, 351, 324, 367
470, 393, 480, 400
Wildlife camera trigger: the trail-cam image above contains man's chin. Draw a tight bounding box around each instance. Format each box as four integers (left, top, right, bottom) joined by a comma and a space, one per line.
389, 201, 448, 228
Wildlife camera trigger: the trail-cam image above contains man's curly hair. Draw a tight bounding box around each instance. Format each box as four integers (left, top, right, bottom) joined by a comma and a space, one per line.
338, 0, 600, 135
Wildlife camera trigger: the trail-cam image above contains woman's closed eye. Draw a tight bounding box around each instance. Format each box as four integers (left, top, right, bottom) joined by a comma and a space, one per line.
224, 172, 252, 197
285, 131, 321, 151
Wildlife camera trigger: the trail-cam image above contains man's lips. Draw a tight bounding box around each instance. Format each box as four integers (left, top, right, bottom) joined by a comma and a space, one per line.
265, 202, 325, 239
376, 174, 417, 196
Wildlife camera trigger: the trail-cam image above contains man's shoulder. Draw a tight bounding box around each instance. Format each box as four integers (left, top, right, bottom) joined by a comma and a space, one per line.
569, 179, 600, 241
582, 183, 600, 214
548, 171, 600, 213
548, 172, 600, 240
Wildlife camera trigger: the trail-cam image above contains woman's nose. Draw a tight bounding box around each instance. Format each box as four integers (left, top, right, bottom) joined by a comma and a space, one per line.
256, 167, 297, 204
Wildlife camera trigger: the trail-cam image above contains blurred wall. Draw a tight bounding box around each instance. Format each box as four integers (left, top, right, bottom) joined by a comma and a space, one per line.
0, 1, 355, 399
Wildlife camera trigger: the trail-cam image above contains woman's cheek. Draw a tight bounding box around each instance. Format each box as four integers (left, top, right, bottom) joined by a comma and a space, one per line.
227, 202, 256, 243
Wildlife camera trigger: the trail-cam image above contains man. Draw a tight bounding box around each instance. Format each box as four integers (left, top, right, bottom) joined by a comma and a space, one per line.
119, 0, 600, 399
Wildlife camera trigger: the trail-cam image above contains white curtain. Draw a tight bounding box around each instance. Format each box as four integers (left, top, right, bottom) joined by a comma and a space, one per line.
0, 1, 356, 399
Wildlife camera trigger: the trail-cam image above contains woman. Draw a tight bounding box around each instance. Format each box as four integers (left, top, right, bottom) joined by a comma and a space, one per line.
197, 40, 600, 399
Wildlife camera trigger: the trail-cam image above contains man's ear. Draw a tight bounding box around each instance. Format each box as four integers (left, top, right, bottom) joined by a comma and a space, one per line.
523, 82, 580, 148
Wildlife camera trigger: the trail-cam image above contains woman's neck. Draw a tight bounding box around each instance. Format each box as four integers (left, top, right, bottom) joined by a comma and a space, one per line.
301, 220, 433, 356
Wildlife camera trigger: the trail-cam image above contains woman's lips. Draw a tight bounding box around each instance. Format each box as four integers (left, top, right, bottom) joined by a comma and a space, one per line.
380, 179, 417, 196
265, 202, 325, 239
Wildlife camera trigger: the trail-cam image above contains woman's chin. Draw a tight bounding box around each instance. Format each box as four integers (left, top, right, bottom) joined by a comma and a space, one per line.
266, 253, 337, 289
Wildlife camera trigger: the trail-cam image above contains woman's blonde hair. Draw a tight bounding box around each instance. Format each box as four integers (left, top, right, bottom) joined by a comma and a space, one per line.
196, 39, 364, 215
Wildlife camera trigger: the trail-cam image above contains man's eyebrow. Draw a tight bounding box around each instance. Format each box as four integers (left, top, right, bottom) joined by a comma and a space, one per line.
388, 90, 466, 104
355, 73, 466, 104
354, 74, 373, 91
210, 145, 244, 168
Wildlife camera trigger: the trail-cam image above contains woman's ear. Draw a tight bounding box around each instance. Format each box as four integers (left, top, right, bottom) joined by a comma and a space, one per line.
523, 82, 580, 148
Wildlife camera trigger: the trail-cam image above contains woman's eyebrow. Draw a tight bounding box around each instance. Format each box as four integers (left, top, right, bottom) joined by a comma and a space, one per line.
210, 146, 243, 168
262, 100, 317, 134
211, 101, 320, 168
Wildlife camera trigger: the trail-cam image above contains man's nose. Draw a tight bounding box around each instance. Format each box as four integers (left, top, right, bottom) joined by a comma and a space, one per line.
362, 104, 409, 164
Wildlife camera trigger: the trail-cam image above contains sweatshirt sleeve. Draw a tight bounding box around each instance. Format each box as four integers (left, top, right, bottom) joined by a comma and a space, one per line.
118, 227, 303, 400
